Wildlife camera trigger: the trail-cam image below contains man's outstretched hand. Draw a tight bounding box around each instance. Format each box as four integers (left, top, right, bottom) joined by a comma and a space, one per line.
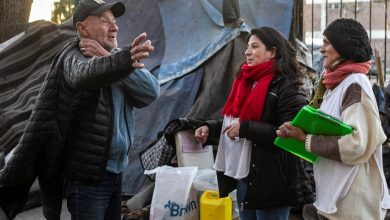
130, 32, 154, 68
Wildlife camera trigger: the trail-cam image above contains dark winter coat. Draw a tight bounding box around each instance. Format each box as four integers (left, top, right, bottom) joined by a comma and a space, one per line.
205, 74, 308, 210
0, 39, 159, 219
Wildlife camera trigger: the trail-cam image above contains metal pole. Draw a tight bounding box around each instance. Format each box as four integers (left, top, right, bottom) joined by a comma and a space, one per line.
312, 0, 314, 66
369, 0, 372, 43
326, 0, 328, 25
385, 0, 388, 79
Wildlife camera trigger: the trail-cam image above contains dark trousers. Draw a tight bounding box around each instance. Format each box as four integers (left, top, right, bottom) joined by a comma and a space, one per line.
236, 179, 290, 220
39, 175, 64, 220
66, 172, 122, 220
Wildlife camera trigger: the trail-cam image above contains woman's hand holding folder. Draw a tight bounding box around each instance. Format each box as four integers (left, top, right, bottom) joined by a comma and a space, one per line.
276, 122, 306, 142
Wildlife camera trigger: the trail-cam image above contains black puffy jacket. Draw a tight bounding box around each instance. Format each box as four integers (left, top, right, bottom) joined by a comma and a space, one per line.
0, 39, 143, 184
0, 39, 159, 218
61, 42, 160, 184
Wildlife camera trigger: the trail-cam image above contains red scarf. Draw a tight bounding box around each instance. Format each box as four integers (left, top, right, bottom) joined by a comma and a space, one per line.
323, 60, 371, 90
222, 60, 276, 122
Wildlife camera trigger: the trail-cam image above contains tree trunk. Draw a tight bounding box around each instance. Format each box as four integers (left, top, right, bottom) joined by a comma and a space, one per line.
0, 0, 33, 43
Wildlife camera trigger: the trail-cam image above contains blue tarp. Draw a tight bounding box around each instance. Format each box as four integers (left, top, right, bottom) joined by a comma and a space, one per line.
116, 0, 292, 84
0, 0, 294, 196
157, 0, 292, 83
117, 0, 294, 194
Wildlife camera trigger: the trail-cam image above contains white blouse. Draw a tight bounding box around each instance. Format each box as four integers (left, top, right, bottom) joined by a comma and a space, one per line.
213, 116, 252, 179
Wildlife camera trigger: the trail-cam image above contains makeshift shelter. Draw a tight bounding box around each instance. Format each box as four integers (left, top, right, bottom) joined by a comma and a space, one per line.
0, 0, 306, 217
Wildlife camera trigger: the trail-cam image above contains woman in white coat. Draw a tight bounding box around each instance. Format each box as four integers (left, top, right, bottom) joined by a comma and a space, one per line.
277, 18, 390, 220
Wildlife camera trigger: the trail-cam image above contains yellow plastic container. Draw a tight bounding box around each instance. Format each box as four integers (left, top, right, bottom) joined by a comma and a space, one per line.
200, 190, 232, 220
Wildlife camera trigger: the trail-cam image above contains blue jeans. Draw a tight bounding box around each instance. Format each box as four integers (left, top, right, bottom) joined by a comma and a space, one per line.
66, 172, 122, 220
237, 179, 290, 220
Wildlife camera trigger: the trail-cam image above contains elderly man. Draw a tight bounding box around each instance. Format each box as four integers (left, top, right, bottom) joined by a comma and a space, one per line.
0, 0, 159, 219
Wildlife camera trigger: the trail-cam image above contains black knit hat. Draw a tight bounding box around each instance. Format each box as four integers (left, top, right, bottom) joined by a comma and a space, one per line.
72, 0, 125, 27
323, 18, 372, 62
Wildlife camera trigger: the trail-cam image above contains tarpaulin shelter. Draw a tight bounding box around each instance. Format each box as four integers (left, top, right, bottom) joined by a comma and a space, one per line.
0, 0, 296, 202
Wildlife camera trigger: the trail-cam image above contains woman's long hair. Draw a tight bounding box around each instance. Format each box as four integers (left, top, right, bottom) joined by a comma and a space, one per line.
249, 27, 304, 84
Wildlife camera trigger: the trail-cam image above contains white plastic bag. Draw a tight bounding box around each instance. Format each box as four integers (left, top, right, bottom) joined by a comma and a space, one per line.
192, 168, 218, 192
174, 130, 214, 168
146, 166, 199, 220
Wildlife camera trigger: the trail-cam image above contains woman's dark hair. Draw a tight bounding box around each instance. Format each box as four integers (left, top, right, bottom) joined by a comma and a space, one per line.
248, 27, 303, 83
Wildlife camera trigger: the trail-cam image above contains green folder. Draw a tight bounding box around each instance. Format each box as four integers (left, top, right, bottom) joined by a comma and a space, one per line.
274, 105, 353, 163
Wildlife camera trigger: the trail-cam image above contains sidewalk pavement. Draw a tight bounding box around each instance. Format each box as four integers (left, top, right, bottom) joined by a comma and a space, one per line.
14, 200, 70, 220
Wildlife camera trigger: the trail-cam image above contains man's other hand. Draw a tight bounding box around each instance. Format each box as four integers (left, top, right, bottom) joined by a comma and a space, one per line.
79, 39, 111, 57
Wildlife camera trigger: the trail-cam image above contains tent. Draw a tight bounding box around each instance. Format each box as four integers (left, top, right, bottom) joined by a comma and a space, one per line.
0, 0, 299, 217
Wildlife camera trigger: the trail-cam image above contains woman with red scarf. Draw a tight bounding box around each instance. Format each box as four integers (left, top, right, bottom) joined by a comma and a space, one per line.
278, 18, 390, 219
195, 27, 308, 220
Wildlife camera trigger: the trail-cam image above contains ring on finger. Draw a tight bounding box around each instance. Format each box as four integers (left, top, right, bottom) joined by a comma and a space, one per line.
282, 128, 287, 136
